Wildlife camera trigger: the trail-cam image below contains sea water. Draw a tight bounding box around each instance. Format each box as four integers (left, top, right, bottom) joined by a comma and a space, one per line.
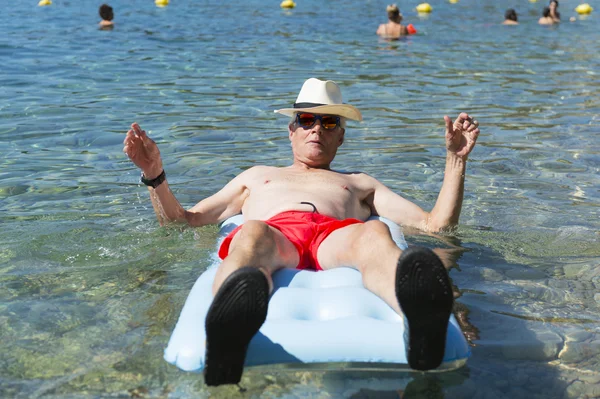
0, 0, 598, 397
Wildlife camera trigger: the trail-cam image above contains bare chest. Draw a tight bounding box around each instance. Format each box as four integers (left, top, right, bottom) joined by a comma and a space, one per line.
240, 168, 373, 220
251, 171, 358, 196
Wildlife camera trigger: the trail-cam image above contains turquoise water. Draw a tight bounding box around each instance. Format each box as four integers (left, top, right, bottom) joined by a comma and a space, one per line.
1, 0, 599, 397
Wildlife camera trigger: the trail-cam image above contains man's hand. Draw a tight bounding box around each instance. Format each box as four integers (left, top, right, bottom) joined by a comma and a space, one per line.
123, 123, 163, 179
444, 113, 480, 161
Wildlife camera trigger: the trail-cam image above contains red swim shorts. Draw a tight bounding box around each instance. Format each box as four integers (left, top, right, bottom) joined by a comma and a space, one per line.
218, 211, 363, 271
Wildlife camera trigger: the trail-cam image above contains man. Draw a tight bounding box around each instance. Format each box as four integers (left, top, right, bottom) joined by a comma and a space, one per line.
539, 7, 555, 25
98, 4, 114, 29
502, 9, 519, 25
123, 78, 480, 386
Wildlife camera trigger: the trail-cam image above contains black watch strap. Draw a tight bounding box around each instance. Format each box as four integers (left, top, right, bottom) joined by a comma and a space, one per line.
140, 170, 166, 188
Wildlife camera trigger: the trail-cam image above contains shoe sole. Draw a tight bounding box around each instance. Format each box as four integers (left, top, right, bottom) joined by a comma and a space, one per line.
395, 247, 453, 371
204, 267, 269, 386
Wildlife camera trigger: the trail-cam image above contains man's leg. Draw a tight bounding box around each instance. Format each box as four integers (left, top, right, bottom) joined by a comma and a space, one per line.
205, 220, 299, 386
317, 220, 453, 370
213, 220, 300, 294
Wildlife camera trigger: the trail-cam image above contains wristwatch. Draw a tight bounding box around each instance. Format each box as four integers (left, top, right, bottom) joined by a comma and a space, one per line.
140, 170, 166, 188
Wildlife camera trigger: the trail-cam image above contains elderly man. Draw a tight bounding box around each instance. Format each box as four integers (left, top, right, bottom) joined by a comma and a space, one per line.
123, 78, 480, 386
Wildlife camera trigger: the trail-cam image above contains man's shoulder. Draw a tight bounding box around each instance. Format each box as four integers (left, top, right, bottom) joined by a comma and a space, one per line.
242, 165, 276, 172
332, 169, 373, 177
237, 165, 282, 178
332, 168, 364, 175
331, 169, 380, 183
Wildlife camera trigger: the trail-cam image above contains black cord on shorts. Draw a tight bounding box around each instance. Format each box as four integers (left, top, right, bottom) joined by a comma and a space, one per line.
300, 201, 318, 213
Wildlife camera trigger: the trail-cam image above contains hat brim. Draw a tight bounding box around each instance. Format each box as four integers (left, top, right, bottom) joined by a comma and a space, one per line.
274, 104, 363, 121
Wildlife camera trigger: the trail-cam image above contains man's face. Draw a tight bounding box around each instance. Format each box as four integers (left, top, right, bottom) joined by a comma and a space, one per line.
288, 112, 345, 166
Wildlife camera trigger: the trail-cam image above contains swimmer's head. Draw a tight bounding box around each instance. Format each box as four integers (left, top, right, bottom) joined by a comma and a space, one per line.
548, 0, 560, 18
542, 6, 551, 17
386, 4, 402, 23
99, 4, 114, 21
505, 9, 518, 22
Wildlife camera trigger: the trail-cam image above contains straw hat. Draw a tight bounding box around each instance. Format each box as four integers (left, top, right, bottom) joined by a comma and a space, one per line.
274, 78, 363, 121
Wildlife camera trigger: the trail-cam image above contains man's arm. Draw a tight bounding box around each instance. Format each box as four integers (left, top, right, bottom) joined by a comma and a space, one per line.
124, 122, 249, 227
183, 172, 251, 227
424, 153, 466, 231
370, 113, 480, 232
145, 172, 249, 227
369, 180, 430, 230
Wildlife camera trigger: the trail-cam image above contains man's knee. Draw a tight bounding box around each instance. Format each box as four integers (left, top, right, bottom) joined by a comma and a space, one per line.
239, 220, 271, 236
230, 220, 276, 255
347, 220, 394, 254
357, 220, 392, 243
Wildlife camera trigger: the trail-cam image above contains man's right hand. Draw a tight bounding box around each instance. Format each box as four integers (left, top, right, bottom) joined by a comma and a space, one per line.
123, 123, 164, 179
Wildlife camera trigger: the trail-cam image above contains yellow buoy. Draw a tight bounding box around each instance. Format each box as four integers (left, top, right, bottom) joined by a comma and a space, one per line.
449, 0, 458, 4
529, 0, 537, 3
281, 0, 296, 9
416, 3, 432, 13
38, 0, 52, 6
575, 3, 593, 14
155, 0, 169, 7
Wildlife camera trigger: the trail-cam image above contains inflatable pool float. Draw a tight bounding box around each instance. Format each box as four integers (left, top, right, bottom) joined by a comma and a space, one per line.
164, 214, 470, 373
407, 24, 417, 35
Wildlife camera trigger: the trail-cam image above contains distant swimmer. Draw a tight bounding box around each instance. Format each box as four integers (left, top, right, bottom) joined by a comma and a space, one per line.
99, 4, 114, 29
549, 0, 561, 22
377, 4, 413, 39
502, 9, 518, 25
539, 6, 555, 25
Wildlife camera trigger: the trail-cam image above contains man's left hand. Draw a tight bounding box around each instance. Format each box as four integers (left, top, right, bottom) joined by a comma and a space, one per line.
444, 113, 480, 160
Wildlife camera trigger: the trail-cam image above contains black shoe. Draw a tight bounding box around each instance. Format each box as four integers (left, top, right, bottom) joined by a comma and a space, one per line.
204, 267, 269, 386
395, 247, 453, 371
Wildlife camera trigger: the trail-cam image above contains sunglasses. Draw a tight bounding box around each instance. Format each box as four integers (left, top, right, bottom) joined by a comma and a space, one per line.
296, 113, 341, 130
